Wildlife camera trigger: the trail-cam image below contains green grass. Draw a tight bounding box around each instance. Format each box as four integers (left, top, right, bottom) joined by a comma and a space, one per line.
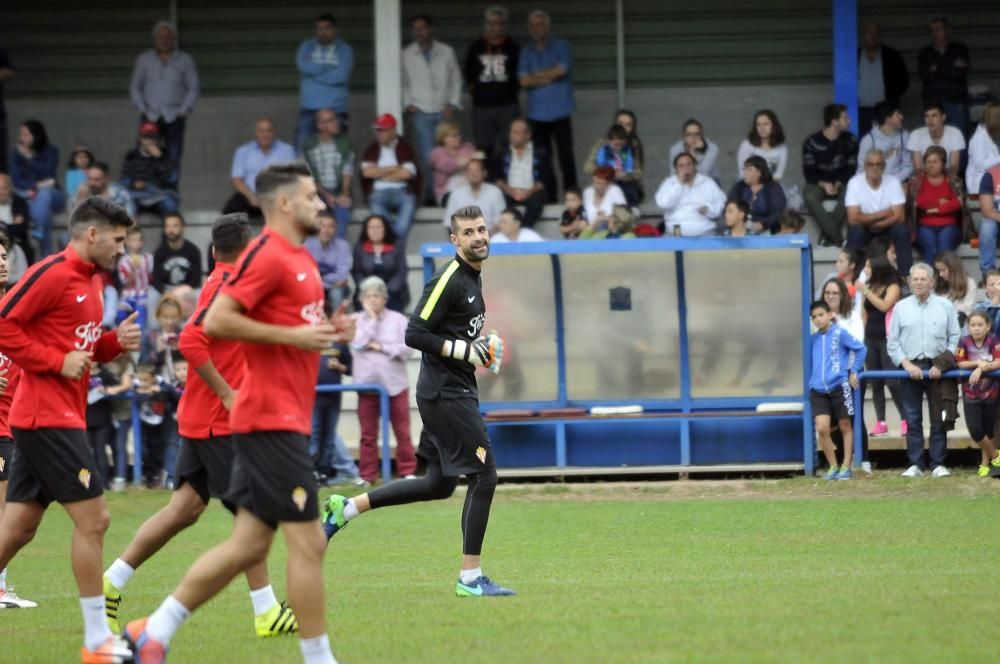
4, 477, 1000, 663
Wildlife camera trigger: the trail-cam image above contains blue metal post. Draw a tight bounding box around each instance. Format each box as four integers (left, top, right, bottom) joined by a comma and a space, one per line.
800, 243, 815, 475
130, 396, 143, 484
674, 252, 692, 467
379, 389, 392, 482
550, 255, 568, 405
832, 0, 859, 130
555, 422, 567, 468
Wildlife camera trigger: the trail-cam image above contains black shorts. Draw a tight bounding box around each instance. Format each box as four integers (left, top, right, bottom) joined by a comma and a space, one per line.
416, 397, 492, 477
810, 386, 855, 423
175, 436, 237, 513
7, 428, 103, 507
226, 431, 318, 529
964, 399, 998, 442
0, 436, 12, 482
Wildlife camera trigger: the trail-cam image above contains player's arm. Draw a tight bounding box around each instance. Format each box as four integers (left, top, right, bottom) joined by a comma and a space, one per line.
204, 293, 341, 351
178, 322, 236, 408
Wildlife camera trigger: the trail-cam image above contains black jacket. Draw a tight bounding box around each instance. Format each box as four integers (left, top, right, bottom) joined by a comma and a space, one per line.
918, 42, 970, 104
351, 242, 409, 313
463, 36, 520, 107
121, 147, 178, 191
858, 45, 909, 105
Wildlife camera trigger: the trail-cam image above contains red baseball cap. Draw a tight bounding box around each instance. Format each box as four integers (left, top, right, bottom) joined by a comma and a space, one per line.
372, 114, 397, 130
139, 121, 160, 137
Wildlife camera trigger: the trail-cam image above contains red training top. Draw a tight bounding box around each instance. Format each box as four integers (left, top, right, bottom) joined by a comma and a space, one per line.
221, 228, 324, 436
177, 261, 246, 439
0, 353, 22, 439
0, 246, 124, 430
916, 177, 961, 228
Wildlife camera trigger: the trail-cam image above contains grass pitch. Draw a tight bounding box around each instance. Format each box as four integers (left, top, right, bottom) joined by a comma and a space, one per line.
4, 474, 1000, 663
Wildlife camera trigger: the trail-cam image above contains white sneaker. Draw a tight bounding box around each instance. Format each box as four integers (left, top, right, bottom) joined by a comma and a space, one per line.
861, 461, 873, 476
900, 465, 923, 478
931, 466, 951, 478
0, 588, 38, 608
110, 477, 126, 492
403, 474, 417, 480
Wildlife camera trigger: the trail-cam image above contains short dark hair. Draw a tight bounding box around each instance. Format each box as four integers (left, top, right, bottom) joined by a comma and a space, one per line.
411, 14, 432, 26
823, 104, 847, 127
725, 198, 750, 218
811, 300, 831, 313
607, 124, 629, 142
874, 101, 899, 127
70, 197, 133, 234
923, 100, 946, 115
743, 155, 773, 184
929, 15, 949, 27
450, 205, 486, 233
212, 212, 252, 260
564, 187, 582, 199
255, 162, 313, 200
164, 211, 185, 225
500, 208, 523, 225
90, 161, 111, 175
0, 231, 10, 252
779, 209, 805, 232
126, 225, 143, 237
316, 13, 337, 25
136, 362, 157, 376
673, 152, 695, 168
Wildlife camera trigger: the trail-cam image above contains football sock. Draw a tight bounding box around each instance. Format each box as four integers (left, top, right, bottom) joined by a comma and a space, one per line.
299, 633, 338, 664
105, 559, 134, 590
249, 584, 278, 616
460, 567, 482, 585
343, 499, 360, 522
81, 595, 113, 651
0, 567, 7, 591
146, 595, 191, 645
461, 464, 497, 556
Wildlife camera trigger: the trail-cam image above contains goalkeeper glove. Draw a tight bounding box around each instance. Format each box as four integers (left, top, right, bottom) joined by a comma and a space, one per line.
446, 331, 503, 374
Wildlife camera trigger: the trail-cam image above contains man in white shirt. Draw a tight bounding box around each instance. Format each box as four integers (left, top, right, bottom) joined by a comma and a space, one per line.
492, 118, 551, 227
846, 148, 909, 275
223, 117, 296, 218
401, 15, 462, 203
907, 102, 965, 178
442, 159, 505, 231
491, 208, 543, 243
654, 153, 725, 236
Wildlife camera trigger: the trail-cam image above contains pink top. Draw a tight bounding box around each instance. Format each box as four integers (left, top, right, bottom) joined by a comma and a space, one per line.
351, 308, 412, 396
429, 142, 476, 203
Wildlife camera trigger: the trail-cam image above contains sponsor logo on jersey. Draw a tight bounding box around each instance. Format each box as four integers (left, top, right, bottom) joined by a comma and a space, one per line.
74, 321, 103, 351
475, 446, 487, 464
300, 300, 326, 325
467, 313, 486, 338
292, 486, 307, 512
78, 468, 92, 489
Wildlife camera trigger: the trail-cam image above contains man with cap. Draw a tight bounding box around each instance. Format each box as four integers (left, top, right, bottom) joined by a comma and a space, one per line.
121, 122, 180, 217
360, 114, 421, 245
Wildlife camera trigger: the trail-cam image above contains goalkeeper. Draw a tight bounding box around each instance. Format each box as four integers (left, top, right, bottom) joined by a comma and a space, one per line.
323, 205, 515, 597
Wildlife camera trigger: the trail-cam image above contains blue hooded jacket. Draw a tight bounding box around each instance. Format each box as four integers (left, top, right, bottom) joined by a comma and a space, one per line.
810, 323, 866, 393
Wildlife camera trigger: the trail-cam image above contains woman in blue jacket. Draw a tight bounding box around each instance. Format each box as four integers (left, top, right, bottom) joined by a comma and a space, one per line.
10, 119, 63, 257
727, 155, 786, 234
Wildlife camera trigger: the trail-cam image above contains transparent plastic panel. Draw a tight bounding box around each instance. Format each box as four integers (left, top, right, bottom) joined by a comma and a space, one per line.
476, 255, 559, 402
683, 249, 804, 398
560, 253, 681, 400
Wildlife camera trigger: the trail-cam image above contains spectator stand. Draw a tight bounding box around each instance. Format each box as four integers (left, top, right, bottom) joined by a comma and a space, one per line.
420, 236, 816, 478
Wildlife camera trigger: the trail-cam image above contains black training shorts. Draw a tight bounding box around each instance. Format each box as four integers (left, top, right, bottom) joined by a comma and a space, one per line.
7, 428, 104, 507
809, 386, 855, 423
416, 397, 493, 477
0, 436, 12, 482
175, 435, 237, 513
226, 431, 318, 529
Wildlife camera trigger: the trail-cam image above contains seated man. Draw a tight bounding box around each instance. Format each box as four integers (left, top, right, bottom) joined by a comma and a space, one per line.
360, 114, 420, 245
442, 159, 505, 232
654, 152, 726, 236
802, 103, 858, 246
846, 149, 910, 276
121, 122, 180, 217
74, 161, 137, 218
0, 172, 33, 263
491, 118, 551, 228
907, 101, 965, 178
223, 116, 296, 218
857, 101, 912, 184
491, 208, 543, 243
302, 108, 354, 239
305, 210, 352, 310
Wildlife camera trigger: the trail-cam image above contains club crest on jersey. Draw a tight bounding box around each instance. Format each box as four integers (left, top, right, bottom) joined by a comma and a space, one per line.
78, 468, 92, 489
300, 300, 325, 325
74, 321, 102, 351
291, 486, 307, 512
0, 456, 5, 473
475, 446, 487, 464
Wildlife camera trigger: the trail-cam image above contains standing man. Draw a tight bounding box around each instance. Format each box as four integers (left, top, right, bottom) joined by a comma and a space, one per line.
888, 263, 961, 478
0, 197, 140, 660
464, 6, 521, 164
224, 117, 297, 219
296, 13, 354, 152
402, 14, 463, 204
126, 163, 353, 664
918, 16, 971, 136
129, 21, 200, 179
857, 22, 909, 133
519, 10, 577, 200
845, 149, 910, 276
153, 212, 203, 293
0, 48, 14, 175
0, 231, 36, 609
104, 213, 298, 640
323, 205, 515, 598
802, 103, 858, 246
302, 109, 354, 239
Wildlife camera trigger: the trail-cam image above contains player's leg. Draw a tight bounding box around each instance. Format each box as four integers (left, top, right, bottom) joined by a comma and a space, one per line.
281, 519, 338, 663
0, 499, 44, 608
0, 436, 32, 606
455, 456, 514, 597
836, 418, 854, 479
814, 414, 838, 475
245, 558, 298, 637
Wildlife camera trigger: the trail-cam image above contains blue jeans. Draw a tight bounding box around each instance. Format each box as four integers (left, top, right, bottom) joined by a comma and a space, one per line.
899, 374, 948, 470
130, 183, 179, 216
310, 395, 359, 478
144, 116, 187, 181
846, 221, 912, 278
319, 187, 351, 240
979, 218, 998, 274
297, 109, 349, 154
916, 224, 961, 264
113, 418, 131, 480
28, 186, 65, 257
162, 418, 180, 484
410, 111, 442, 201
369, 187, 417, 245
942, 102, 970, 137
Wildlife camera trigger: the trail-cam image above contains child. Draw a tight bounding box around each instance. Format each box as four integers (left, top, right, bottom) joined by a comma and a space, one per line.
161, 355, 186, 489
777, 209, 805, 235
117, 226, 154, 329
312, 341, 362, 486
974, 269, 1000, 332
560, 188, 588, 239
818, 248, 863, 300
64, 145, 94, 199
140, 295, 183, 378
580, 205, 636, 239
954, 311, 1000, 476
587, 124, 642, 206
102, 356, 136, 491
722, 199, 749, 237
809, 300, 866, 480
135, 362, 179, 488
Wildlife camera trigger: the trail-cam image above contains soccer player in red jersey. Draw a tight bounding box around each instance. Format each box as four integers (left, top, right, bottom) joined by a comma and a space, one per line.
126, 163, 353, 664
103, 213, 297, 638
0, 198, 141, 662
0, 231, 36, 609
